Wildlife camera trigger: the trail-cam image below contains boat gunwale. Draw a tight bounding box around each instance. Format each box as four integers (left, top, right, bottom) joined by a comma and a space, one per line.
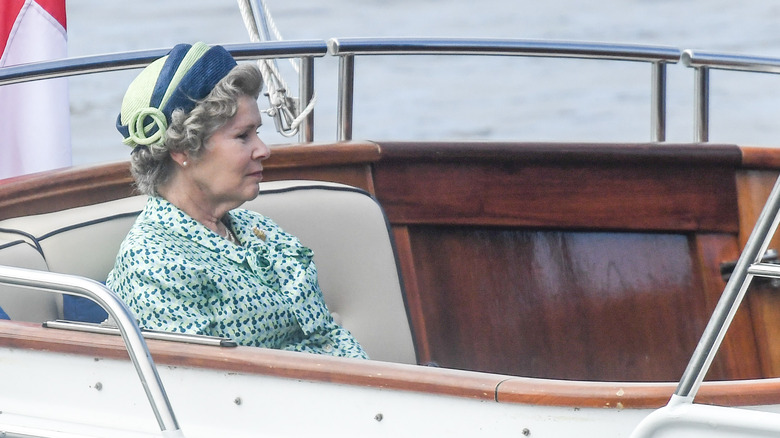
4, 319, 780, 410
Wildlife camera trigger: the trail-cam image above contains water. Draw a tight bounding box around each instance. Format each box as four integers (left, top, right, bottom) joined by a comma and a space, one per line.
66, 0, 780, 165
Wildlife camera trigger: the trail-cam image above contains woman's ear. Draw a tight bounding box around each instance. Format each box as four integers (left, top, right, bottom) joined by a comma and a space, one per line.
170, 151, 189, 168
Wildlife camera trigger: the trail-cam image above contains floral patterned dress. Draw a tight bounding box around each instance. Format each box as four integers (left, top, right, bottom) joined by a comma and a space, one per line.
106, 196, 368, 359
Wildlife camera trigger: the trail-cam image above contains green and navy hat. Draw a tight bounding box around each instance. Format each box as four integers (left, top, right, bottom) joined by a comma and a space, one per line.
116, 42, 237, 148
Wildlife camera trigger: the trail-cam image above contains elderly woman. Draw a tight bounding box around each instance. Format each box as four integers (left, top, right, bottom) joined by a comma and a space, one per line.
107, 42, 367, 359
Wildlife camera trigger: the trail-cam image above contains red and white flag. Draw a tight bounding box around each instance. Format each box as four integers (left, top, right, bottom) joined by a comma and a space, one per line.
0, 0, 70, 179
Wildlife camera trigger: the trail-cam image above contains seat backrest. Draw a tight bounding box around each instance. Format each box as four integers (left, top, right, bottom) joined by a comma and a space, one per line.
0, 231, 59, 322
0, 196, 148, 279
0, 196, 147, 323
245, 181, 416, 364
0, 180, 416, 364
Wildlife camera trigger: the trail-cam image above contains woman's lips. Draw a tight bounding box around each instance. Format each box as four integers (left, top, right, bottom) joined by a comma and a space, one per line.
248, 170, 264, 180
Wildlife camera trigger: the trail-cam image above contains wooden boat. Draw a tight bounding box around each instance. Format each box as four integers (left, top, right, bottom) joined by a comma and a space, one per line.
2, 38, 780, 436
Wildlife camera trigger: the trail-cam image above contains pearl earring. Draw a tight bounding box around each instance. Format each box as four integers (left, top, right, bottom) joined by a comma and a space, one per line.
182, 161, 188, 167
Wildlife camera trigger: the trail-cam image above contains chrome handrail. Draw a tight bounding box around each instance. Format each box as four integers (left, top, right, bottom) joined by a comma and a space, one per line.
328, 37, 682, 142
682, 49, 780, 142
0, 265, 183, 436
0, 41, 328, 86
328, 37, 681, 61
682, 50, 780, 73
0, 40, 328, 143
12, 38, 780, 147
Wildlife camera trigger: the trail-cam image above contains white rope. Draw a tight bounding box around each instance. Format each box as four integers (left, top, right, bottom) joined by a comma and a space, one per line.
255, 0, 299, 73
236, 0, 316, 137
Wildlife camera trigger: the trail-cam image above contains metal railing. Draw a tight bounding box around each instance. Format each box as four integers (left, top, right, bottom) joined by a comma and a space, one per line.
0, 265, 182, 436
0, 41, 328, 143
682, 49, 780, 142
327, 37, 682, 142
7, 38, 780, 147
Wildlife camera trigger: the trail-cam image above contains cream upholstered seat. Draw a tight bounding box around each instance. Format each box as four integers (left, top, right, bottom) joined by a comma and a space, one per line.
0, 180, 417, 364
0, 231, 59, 322
245, 181, 416, 364
0, 196, 148, 280
0, 196, 146, 323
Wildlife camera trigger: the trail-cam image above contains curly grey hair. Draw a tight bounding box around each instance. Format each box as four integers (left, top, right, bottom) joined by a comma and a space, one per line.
129, 63, 264, 196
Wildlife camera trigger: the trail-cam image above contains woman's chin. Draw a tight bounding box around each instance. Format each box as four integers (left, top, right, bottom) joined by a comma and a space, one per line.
243, 185, 261, 201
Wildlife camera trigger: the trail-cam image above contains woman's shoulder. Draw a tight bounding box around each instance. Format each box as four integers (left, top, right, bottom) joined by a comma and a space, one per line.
118, 198, 193, 253
230, 208, 303, 246
231, 207, 280, 228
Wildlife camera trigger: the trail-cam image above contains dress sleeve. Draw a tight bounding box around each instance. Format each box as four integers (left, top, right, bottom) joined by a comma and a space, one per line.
262, 222, 369, 359
107, 242, 214, 335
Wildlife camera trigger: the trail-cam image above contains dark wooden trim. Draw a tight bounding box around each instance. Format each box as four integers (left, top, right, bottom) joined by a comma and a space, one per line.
496, 378, 675, 408
0, 161, 135, 221
740, 146, 780, 169
0, 142, 382, 220
498, 376, 780, 409
263, 164, 377, 193
376, 142, 743, 165
264, 141, 381, 168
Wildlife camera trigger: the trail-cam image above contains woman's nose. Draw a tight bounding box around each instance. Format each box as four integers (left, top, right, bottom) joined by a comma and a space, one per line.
253, 135, 271, 160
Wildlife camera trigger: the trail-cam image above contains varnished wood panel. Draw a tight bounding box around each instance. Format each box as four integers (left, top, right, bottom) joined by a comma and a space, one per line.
391, 225, 432, 364
403, 227, 743, 381
693, 233, 761, 380
373, 161, 739, 233
747, 282, 780, 377
736, 170, 780, 249
733, 169, 780, 377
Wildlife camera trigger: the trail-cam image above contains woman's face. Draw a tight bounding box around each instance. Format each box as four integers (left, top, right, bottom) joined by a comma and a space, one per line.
188, 95, 270, 209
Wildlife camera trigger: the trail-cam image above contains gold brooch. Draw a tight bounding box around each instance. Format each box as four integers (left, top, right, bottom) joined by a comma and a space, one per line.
253, 227, 266, 241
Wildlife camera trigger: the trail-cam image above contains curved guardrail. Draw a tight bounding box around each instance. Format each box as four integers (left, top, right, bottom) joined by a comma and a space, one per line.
328, 37, 682, 142
682, 49, 780, 142
0, 40, 328, 144
0, 265, 183, 436
0, 41, 328, 86
6, 38, 780, 148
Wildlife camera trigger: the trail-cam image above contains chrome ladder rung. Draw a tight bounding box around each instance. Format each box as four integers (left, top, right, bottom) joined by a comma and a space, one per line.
748, 263, 780, 279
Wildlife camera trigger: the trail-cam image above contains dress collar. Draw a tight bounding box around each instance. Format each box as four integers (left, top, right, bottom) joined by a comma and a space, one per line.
145, 196, 262, 263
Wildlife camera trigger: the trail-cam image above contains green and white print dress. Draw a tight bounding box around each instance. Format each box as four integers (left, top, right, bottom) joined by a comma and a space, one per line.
107, 196, 368, 359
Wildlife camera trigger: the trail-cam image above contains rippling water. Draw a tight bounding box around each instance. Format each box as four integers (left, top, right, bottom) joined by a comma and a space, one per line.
66, 0, 780, 165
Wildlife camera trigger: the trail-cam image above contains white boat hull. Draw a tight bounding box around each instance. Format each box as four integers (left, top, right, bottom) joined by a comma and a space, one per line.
0, 345, 656, 437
